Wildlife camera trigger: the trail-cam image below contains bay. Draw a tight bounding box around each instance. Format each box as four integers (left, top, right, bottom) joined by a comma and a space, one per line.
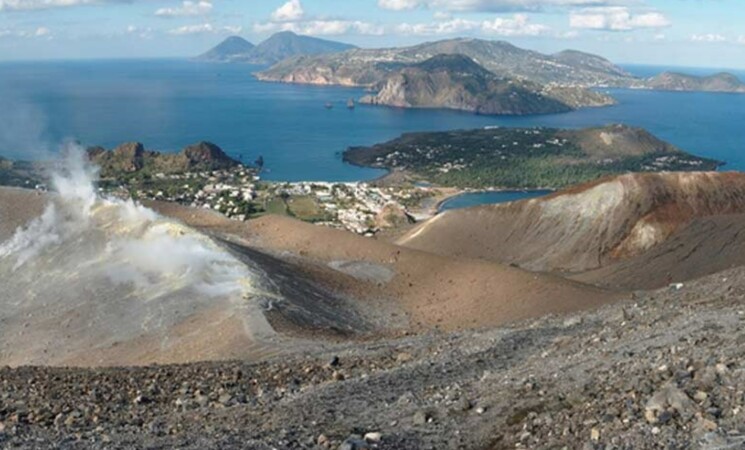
0, 59, 743, 191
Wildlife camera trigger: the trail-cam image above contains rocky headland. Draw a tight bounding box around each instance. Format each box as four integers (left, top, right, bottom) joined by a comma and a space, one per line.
358, 54, 613, 116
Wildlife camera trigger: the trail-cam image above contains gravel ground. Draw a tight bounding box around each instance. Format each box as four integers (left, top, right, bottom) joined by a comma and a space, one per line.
2, 266, 745, 449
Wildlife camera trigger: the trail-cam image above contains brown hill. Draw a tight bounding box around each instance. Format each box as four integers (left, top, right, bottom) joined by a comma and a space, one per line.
572, 212, 745, 290
398, 172, 745, 275
150, 201, 620, 333
0, 187, 618, 367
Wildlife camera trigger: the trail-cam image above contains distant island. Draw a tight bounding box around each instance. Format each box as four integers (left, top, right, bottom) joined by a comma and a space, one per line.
195, 35, 745, 120
256, 37, 633, 88
196, 31, 355, 65
195, 36, 255, 63
256, 38, 626, 114
634, 71, 745, 93
255, 37, 745, 105
344, 124, 723, 189
358, 54, 614, 116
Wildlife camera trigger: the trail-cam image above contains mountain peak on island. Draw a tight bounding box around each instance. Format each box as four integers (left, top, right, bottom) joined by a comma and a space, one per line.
250, 31, 356, 65
196, 36, 254, 62
197, 31, 356, 65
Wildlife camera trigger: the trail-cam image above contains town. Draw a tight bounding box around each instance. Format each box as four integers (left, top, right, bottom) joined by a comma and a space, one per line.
122, 166, 437, 236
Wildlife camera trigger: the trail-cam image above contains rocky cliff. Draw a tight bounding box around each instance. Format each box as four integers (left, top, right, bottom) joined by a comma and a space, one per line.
87, 141, 239, 178
358, 54, 595, 116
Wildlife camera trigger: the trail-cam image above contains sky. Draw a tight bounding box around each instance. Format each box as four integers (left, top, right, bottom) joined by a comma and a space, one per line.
0, 0, 744, 69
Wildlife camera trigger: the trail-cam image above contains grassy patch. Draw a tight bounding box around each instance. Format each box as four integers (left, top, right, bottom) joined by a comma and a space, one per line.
286, 195, 331, 222
264, 198, 289, 216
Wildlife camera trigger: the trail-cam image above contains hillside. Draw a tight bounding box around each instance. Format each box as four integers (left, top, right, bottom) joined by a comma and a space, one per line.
552, 49, 631, 79
398, 172, 745, 276
638, 71, 745, 93
195, 36, 255, 62
197, 32, 355, 65
87, 141, 240, 178
344, 124, 721, 189
573, 211, 745, 289
358, 54, 605, 116
5, 186, 745, 448
257, 37, 634, 87
6, 166, 745, 447
0, 186, 619, 366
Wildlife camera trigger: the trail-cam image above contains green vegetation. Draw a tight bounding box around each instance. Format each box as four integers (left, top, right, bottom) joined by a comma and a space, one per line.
261, 194, 333, 222
344, 126, 722, 189
264, 198, 289, 215
286, 196, 330, 222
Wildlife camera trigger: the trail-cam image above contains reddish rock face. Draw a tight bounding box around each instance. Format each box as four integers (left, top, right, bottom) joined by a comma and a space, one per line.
183, 142, 237, 169
113, 142, 146, 173
86, 141, 240, 178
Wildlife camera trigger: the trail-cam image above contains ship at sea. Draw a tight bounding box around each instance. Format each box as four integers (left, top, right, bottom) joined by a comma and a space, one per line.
347, 98, 355, 109
324, 102, 333, 109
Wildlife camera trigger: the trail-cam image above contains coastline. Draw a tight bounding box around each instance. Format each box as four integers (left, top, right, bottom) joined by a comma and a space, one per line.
433, 187, 556, 213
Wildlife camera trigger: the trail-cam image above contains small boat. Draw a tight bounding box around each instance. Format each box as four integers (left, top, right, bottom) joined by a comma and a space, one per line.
324, 102, 333, 109
347, 99, 355, 109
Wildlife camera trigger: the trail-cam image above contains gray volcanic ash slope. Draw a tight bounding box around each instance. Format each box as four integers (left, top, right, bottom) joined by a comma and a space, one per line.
0, 148, 277, 367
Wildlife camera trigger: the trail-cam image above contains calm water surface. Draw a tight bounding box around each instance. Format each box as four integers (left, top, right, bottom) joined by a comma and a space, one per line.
0, 59, 743, 192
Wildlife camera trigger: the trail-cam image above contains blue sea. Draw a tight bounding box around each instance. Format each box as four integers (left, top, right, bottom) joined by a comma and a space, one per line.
438, 190, 553, 212
0, 59, 743, 207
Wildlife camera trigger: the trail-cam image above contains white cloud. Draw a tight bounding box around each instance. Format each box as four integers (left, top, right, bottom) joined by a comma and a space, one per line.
482, 13, 547, 36
379, 0, 631, 13
739, 36, 745, 45
690, 33, 726, 43
169, 23, 242, 36
0, 25, 52, 38
222, 25, 242, 34
570, 7, 670, 31
396, 17, 478, 35
0, 0, 95, 11
255, 20, 383, 36
258, 0, 382, 36
126, 24, 154, 38
378, 0, 420, 10
271, 0, 304, 22
396, 13, 548, 36
155, 0, 212, 18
